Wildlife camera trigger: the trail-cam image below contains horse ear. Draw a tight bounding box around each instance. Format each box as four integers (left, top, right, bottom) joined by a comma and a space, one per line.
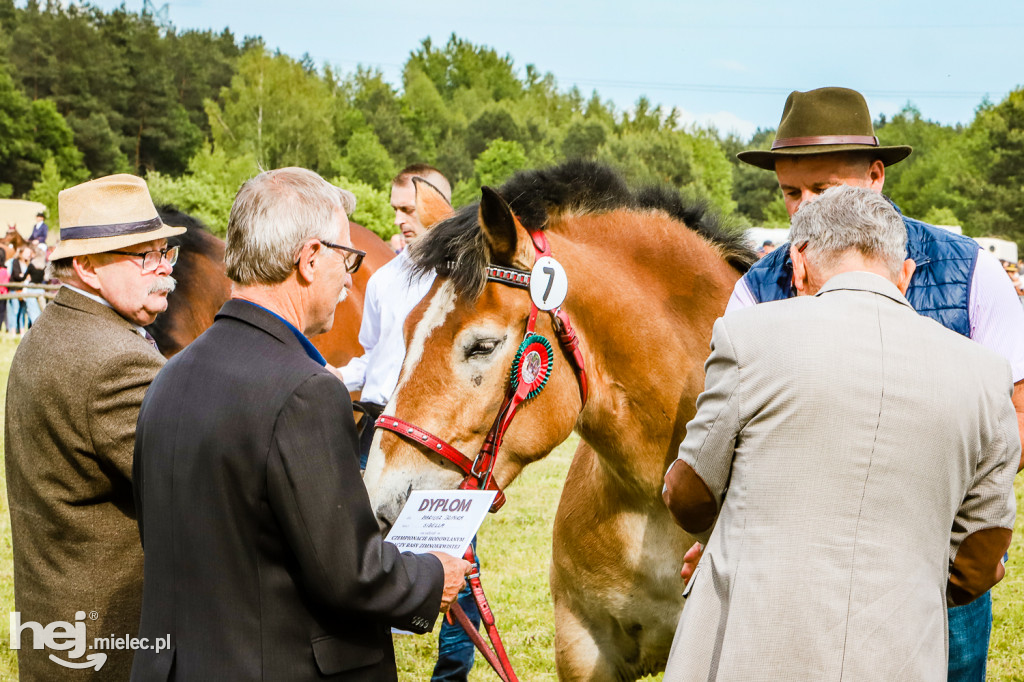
479, 186, 534, 268
412, 177, 453, 229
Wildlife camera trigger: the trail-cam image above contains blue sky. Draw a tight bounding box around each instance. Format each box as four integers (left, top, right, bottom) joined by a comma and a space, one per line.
83, 0, 1024, 141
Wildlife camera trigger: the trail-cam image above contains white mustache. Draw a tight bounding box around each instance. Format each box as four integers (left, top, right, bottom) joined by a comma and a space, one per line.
149, 276, 177, 295
337, 286, 349, 304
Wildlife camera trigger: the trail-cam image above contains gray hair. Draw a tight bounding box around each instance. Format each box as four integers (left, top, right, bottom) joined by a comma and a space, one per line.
224, 167, 357, 285
45, 257, 74, 281
789, 185, 907, 279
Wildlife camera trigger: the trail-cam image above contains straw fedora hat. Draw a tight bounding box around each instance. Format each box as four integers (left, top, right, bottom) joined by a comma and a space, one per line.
51, 174, 186, 260
737, 87, 913, 171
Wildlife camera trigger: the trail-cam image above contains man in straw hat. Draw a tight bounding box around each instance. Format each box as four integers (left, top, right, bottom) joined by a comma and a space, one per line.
5, 174, 183, 680
706, 86, 1024, 680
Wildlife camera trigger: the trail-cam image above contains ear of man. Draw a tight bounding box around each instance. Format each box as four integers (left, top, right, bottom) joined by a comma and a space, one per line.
295, 240, 325, 285
866, 158, 886, 193
71, 254, 101, 290
896, 258, 916, 294
790, 245, 810, 295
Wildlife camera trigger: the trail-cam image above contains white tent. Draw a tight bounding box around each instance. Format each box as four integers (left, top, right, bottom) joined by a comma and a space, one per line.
745, 227, 790, 250
0, 198, 48, 240
974, 237, 1018, 264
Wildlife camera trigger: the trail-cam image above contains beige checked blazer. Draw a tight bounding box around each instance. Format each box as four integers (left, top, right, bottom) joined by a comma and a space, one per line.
663, 271, 1018, 681
5, 287, 165, 680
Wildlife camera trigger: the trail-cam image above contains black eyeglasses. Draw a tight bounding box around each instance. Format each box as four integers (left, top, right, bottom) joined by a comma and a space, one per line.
319, 240, 366, 274
108, 245, 180, 272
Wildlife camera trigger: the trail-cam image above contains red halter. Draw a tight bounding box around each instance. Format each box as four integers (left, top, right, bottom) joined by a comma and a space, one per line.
373, 229, 587, 681
374, 229, 587, 512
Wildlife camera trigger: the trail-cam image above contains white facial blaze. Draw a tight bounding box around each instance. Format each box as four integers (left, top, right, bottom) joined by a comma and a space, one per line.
390, 279, 457, 400
363, 281, 460, 527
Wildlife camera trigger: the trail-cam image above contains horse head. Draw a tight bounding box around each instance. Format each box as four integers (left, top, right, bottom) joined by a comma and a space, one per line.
364, 180, 586, 529
364, 160, 758, 678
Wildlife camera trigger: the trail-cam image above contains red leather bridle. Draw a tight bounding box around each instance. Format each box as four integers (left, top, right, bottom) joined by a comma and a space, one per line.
373, 228, 587, 681
374, 229, 588, 513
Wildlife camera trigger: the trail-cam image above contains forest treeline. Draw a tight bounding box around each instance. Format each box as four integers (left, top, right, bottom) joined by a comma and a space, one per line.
1, 1, 1022, 243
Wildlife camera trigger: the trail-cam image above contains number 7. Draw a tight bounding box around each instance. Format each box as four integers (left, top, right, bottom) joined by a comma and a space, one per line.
542, 266, 555, 303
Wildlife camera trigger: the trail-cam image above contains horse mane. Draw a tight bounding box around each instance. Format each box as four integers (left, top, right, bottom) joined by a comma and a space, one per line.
146, 205, 222, 348
158, 205, 218, 251
411, 160, 756, 299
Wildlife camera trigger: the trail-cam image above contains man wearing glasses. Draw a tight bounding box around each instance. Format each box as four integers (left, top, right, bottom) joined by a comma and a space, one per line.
340, 164, 451, 469
131, 167, 469, 681
5, 174, 185, 679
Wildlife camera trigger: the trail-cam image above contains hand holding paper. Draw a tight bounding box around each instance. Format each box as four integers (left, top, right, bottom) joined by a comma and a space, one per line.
430, 552, 474, 612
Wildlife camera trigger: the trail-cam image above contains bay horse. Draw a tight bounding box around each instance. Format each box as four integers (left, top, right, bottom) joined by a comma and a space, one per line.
147, 207, 396, 365
362, 160, 755, 680
1, 225, 28, 261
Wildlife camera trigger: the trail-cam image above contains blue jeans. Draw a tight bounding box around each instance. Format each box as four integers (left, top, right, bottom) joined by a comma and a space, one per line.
13, 291, 42, 331
431, 544, 480, 681
948, 590, 992, 681
6, 297, 19, 332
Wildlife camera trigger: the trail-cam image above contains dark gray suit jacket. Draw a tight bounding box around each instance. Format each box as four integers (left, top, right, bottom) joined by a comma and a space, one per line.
131, 300, 444, 681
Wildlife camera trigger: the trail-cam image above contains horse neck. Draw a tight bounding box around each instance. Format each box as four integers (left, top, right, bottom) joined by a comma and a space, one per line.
548, 210, 739, 498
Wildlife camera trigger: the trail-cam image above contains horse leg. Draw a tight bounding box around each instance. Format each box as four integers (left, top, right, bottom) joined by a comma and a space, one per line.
552, 595, 609, 681
550, 439, 691, 681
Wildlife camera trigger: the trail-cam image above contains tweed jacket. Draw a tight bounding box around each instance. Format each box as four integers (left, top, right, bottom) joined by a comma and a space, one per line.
131, 300, 444, 682
5, 286, 165, 681
663, 272, 1018, 681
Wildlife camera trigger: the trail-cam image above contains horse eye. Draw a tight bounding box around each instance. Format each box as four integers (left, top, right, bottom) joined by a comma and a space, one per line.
466, 339, 500, 358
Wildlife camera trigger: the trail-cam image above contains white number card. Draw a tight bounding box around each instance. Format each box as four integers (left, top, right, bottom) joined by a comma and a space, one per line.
529, 256, 568, 310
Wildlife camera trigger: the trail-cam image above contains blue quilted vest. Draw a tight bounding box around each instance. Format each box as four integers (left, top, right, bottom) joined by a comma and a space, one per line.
744, 208, 979, 337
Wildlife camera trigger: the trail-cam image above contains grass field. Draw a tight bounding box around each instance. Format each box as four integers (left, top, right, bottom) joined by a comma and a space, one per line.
1, 333, 1023, 680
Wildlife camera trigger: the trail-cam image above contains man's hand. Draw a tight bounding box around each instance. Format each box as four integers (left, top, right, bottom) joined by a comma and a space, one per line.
429, 551, 473, 613
681, 542, 703, 584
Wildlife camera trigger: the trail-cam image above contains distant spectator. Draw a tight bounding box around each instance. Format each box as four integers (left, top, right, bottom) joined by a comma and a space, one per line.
389, 232, 407, 253
1003, 260, 1024, 298
8, 246, 45, 332
29, 211, 48, 245
0, 259, 9, 335
758, 239, 775, 258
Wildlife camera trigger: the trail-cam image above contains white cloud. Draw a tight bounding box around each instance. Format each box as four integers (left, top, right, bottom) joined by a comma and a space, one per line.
714, 59, 749, 73
672, 107, 760, 140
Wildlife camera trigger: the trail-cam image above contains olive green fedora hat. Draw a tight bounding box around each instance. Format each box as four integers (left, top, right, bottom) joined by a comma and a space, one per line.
737, 87, 913, 170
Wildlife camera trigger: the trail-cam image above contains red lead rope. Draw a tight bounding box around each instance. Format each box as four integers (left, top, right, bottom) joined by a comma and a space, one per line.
447, 545, 518, 682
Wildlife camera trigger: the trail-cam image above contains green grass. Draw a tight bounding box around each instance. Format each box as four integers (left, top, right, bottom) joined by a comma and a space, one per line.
1, 334, 1023, 680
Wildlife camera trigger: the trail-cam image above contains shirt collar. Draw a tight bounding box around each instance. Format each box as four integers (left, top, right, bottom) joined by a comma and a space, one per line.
814, 271, 913, 309
236, 300, 326, 366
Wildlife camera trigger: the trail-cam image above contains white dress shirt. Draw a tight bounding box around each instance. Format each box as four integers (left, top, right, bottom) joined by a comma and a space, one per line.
339, 250, 436, 405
